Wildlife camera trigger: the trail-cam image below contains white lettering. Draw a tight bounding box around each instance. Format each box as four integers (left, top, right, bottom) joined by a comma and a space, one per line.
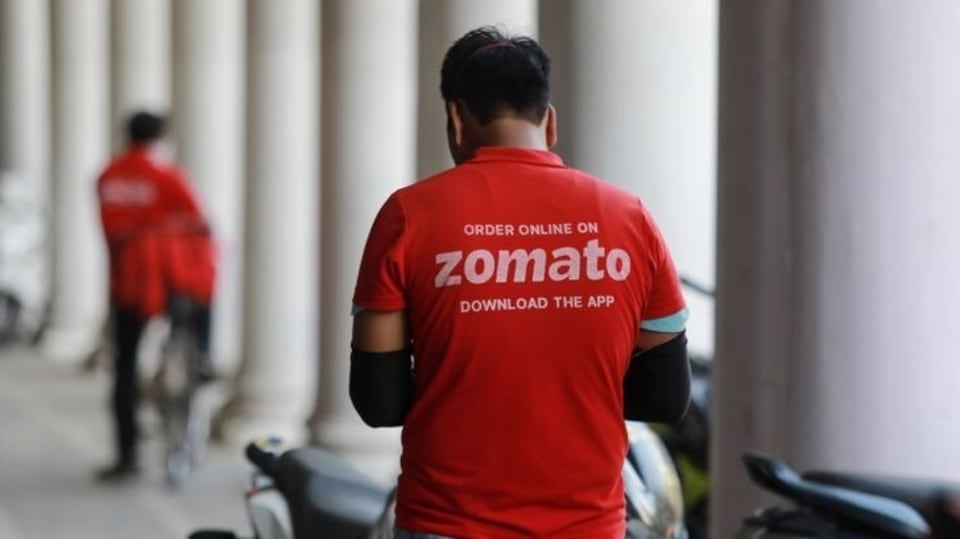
588, 295, 615, 307
548, 247, 580, 281
606, 249, 631, 281
464, 250, 495, 283
434, 239, 632, 288
496, 249, 546, 283
517, 222, 573, 236
435, 252, 463, 287
463, 223, 515, 236
459, 296, 550, 312
553, 295, 583, 308
583, 239, 606, 280
99, 179, 156, 205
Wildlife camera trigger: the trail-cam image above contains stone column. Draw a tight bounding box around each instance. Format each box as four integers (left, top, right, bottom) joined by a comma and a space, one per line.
41, 0, 111, 361
312, 0, 417, 485
0, 0, 51, 201
110, 0, 171, 150
172, 0, 245, 371
712, 1, 960, 536
416, 0, 538, 178
539, 0, 719, 356
0, 0, 51, 335
216, 0, 319, 446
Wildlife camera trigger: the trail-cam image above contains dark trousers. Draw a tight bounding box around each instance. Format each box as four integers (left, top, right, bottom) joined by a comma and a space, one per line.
110, 301, 213, 465
111, 306, 146, 465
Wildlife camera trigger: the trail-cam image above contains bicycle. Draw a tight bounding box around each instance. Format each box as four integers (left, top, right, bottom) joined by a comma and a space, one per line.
154, 294, 211, 489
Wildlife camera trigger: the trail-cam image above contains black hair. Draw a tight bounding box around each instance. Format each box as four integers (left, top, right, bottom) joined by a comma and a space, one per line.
440, 26, 551, 125
126, 111, 167, 144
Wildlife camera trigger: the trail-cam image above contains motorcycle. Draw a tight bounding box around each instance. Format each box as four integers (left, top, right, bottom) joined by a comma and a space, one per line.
653, 274, 714, 539
652, 352, 710, 539
189, 422, 687, 539
737, 452, 960, 538
0, 172, 47, 343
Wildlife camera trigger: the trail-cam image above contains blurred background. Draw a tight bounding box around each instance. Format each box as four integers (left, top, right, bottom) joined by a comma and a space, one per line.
1, 1, 959, 538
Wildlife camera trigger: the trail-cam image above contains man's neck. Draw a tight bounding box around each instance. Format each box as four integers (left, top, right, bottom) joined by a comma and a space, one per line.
470, 118, 548, 151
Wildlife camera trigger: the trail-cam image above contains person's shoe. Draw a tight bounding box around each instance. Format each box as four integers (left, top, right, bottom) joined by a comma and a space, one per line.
95, 462, 141, 483
196, 356, 219, 385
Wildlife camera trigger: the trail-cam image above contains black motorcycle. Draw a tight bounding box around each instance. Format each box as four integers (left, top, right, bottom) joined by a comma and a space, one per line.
738, 453, 960, 538
190, 422, 688, 539
653, 275, 714, 539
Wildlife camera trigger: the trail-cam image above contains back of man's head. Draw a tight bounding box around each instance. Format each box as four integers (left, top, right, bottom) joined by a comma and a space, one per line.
126, 111, 167, 146
440, 27, 551, 125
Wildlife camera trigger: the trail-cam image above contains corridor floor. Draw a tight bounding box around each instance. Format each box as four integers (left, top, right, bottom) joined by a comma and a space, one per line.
0, 345, 251, 539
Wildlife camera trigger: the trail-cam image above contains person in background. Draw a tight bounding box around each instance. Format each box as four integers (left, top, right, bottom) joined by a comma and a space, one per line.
350, 27, 691, 539
95, 111, 216, 481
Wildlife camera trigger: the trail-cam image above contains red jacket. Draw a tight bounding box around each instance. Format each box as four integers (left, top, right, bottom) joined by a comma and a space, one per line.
98, 146, 216, 317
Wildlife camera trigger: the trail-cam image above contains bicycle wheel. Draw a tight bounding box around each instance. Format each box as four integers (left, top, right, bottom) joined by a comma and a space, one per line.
160, 323, 198, 489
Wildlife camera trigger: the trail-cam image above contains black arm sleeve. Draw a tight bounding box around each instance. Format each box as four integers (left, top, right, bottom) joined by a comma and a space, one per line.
623, 331, 691, 423
349, 347, 414, 428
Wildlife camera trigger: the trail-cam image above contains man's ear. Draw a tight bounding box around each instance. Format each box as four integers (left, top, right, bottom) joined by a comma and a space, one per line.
446, 101, 465, 147
545, 104, 558, 149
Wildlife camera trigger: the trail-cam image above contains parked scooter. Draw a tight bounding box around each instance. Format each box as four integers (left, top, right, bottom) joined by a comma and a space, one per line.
0, 172, 47, 343
737, 453, 960, 538
189, 422, 687, 539
654, 275, 714, 539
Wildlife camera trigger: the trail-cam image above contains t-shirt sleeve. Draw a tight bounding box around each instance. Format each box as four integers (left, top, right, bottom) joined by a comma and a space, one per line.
165, 167, 204, 218
352, 193, 408, 313
638, 202, 687, 329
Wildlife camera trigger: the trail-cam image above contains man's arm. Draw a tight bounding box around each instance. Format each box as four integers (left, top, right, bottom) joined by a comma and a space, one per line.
623, 329, 690, 423
163, 169, 210, 234
349, 310, 414, 427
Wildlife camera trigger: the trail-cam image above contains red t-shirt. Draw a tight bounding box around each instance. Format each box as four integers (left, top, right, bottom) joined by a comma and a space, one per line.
353, 147, 685, 539
98, 146, 215, 317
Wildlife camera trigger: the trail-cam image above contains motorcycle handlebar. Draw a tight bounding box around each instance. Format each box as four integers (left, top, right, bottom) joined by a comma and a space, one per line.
245, 437, 282, 477
679, 274, 714, 298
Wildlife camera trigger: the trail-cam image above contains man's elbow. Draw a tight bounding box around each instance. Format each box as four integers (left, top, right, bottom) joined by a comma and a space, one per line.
348, 347, 414, 428
627, 384, 691, 424
623, 331, 691, 424
350, 396, 407, 428
665, 385, 691, 423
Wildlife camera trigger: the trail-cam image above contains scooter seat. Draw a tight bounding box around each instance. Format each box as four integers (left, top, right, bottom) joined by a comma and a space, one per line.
743, 453, 930, 538
278, 447, 391, 539
804, 471, 960, 531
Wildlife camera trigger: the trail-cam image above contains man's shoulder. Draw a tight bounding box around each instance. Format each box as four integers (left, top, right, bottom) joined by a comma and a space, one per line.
101, 151, 178, 179
408, 165, 465, 189
389, 167, 465, 206
560, 167, 646, 210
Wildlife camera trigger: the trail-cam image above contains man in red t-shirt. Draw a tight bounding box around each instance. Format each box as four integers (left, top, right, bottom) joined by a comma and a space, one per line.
351, 28, 690, 538
96, 112, 216, 481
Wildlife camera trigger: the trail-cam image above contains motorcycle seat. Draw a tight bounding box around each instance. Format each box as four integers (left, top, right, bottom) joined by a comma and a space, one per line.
804, 471, 960, 532
278, 447, 391, 539
743, 453, 930, 539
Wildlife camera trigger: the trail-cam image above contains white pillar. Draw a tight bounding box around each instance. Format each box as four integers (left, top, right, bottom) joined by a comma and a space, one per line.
712, 1, 960, 536
312, 0, 417, 485
172, 0, 245, 371
217, 0, 319, 446
0, 0, 51, 202
110, 0, 171, 150
539, 0, 718, 356
42, 0, 110, 361
416, 0, 537, 178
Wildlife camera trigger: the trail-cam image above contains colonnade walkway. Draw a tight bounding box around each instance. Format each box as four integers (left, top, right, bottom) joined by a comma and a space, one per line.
0, 345, 250, 539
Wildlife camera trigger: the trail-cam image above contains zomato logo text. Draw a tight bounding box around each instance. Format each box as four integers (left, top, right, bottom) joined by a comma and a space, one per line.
434, 239, 631, 287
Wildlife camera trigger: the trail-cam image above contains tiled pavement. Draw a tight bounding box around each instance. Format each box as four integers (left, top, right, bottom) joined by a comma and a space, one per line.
0, 344, 252, 539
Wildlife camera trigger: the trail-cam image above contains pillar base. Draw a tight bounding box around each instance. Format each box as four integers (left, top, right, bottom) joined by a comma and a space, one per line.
213, 394, 311, 449
38, 324, 101, 363
310, 413, 402, 487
